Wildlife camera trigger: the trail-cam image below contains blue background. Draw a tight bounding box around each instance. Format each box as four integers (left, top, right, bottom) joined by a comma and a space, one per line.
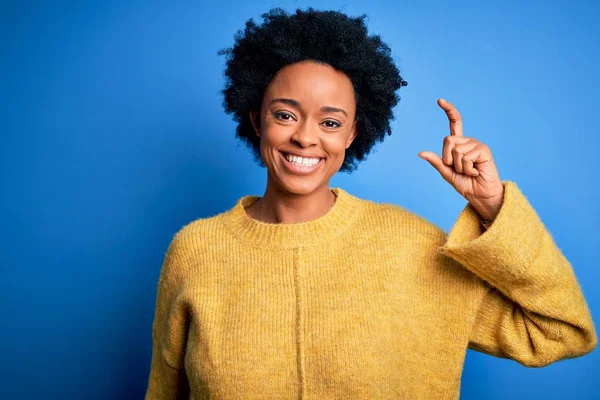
2, 1, 598, 398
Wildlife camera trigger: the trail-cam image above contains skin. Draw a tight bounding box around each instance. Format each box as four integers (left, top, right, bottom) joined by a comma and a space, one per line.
245, 61, 505, 224
246, 61, 357, 224
419, 99, 505, 222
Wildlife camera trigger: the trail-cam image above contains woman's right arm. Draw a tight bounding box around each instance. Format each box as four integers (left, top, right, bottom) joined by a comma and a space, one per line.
145, 233, 190, 399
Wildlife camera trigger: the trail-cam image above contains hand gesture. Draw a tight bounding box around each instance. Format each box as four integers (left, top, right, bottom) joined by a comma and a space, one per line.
419, 99, 505, 221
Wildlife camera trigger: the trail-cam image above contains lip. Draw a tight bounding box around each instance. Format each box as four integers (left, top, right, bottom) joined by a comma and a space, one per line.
279, 151, 324, 175
280, 151, 325, 159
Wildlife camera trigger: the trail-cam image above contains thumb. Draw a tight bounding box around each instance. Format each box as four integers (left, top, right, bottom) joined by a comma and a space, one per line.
419, 151, 453, 181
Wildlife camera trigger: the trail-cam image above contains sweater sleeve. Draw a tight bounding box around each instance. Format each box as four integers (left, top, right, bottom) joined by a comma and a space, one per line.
145, 233, 190, 399
441, 181, 597, 367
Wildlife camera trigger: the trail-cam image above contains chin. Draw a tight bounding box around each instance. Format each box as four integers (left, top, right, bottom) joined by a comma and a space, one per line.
278, 176, 325, 196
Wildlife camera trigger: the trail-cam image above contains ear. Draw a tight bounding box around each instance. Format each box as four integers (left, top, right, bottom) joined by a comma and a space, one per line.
249, 110, 260, 137
345, 119, 358, 149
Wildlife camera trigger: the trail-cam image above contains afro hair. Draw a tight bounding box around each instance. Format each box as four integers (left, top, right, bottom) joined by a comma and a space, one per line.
219, 8, 407, 172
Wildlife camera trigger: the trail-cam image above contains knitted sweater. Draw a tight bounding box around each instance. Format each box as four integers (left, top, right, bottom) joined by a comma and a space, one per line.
145, 181, 596, 399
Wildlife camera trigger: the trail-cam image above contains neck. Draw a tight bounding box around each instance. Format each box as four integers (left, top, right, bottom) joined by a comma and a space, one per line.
247, 175, 336, 224
223, 187, 363, 249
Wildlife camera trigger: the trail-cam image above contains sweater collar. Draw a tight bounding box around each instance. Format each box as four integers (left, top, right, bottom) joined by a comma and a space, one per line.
221, 188, 364, 249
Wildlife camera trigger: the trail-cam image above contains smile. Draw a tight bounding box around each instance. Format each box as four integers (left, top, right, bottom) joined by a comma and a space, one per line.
280, 152, 324, 175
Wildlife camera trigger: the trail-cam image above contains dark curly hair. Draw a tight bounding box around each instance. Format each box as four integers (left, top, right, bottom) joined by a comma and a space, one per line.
219, 8, 407, 172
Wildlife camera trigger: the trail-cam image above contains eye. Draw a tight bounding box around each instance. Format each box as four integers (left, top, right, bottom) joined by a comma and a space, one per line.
322, 120, 341, 129
273, 111, 295, 121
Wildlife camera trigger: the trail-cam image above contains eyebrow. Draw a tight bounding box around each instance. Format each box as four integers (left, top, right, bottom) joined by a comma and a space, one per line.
320, 106, 348, 117
269, 98, 348, 117
269, 98, 300, 107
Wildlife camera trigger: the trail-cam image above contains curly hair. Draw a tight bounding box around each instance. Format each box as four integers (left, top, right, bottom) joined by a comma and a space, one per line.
219, 8, 407, 172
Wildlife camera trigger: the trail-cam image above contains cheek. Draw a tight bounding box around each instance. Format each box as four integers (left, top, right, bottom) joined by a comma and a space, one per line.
258, 126, 286, 163
323, 134, 351, 156
258, 136, 274, 166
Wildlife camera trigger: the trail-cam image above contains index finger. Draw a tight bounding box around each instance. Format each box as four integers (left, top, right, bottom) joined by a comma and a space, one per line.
437, 98, 463, 136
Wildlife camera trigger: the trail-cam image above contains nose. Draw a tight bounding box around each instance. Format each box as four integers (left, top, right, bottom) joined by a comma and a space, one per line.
291, 120, 318, 148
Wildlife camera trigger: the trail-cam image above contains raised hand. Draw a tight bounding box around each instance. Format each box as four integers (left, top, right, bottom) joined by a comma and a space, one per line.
419, 99, 505, 222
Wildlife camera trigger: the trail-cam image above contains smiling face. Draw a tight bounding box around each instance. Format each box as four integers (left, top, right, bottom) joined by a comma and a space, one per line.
251, 61, 358, 196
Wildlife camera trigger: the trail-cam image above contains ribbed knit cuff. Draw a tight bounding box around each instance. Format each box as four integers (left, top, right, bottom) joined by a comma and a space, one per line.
440, 181, 544, 290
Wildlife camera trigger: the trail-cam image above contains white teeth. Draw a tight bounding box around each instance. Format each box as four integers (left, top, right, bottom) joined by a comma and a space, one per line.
285, 154, 321, 166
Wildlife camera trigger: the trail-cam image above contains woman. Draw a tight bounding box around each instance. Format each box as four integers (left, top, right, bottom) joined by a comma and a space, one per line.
146, 8, 596, 399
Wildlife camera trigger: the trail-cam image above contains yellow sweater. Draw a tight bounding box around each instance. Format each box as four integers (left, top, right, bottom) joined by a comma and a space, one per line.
145, 181, 596, 399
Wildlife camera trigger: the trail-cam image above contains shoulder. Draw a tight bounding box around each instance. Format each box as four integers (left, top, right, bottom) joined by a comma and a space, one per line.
168, 209, 233, 253
348, 194, 482, 289
156, 210, 233, 283
351, 194, 448, 245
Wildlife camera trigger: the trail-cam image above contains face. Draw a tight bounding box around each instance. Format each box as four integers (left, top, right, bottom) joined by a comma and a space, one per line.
251, 61, 357, 196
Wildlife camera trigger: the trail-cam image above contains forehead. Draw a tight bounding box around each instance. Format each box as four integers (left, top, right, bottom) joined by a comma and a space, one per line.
263, 62, 356, 109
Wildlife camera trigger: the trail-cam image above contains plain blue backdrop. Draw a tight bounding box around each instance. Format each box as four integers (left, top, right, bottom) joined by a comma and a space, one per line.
2, 1, 599, 398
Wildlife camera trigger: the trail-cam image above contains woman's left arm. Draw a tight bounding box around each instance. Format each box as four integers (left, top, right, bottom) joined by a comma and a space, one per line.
444, 181, 596, 365
419, 99, 597, 365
